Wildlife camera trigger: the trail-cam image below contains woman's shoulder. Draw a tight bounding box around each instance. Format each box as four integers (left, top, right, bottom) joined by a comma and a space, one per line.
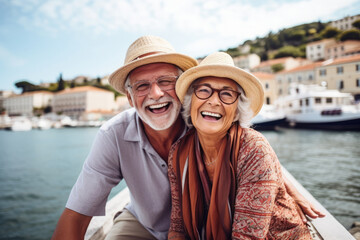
238, 128, 277, 162
241, 128, 269, 145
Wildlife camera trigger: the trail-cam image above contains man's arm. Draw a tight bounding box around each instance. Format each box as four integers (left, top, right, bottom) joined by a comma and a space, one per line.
283, 175, 326, 222
51, 208, 92, 240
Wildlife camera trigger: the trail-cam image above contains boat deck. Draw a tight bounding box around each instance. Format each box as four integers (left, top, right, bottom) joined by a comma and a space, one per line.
85, 168, 355, 240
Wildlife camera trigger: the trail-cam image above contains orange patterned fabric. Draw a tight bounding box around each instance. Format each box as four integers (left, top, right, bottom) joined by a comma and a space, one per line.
168, 127, 311, 240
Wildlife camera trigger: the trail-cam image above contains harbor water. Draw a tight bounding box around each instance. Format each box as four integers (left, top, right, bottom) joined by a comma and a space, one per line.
0, 127, 359, 240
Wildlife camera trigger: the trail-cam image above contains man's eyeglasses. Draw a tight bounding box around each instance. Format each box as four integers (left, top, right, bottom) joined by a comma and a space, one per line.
127, 76, 178, 96
193, 84, 241, 105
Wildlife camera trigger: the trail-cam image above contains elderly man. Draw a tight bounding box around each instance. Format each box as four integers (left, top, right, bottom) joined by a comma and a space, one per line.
52, 36, 323, 240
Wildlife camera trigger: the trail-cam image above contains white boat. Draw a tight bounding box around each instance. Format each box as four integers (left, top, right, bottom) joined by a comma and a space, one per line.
10, 117, 32, 131
276, 84, 360, 130
36, 118, 52, 130
251, 104, 287, 130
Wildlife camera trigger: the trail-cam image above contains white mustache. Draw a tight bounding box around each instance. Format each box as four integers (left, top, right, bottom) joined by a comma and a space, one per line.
143, 96, 175, 107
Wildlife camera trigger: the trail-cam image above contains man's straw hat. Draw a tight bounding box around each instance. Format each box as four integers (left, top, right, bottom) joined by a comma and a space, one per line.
176, 52, 264, 117
109, 35, 198, 94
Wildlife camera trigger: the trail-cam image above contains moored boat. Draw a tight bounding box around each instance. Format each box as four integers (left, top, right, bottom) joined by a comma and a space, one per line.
251, 104, 287, 130
276, 84, 360, 130
9, 117, 32, 131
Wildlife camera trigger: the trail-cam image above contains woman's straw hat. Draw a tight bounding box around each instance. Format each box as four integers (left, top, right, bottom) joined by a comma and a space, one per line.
109, 35, 198, 94
176, 52, 264, 117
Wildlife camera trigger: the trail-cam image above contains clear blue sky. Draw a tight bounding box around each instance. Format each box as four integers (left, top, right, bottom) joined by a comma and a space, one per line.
1, 0, 359, 93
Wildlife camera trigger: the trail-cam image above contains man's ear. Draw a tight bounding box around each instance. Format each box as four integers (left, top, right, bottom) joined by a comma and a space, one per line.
127, 92, 134, 107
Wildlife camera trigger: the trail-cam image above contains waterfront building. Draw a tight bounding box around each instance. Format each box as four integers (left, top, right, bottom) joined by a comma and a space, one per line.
0, 90, 15, 112
325, 40, 360, 60
330, 14, 360, 31
315, 55, 360, 100
252, 57, 305, 73
306, 39, 336, 62
253, 72, 277, 105
3, 91, 54, 117
52, 86, 115, 119
276, 62, 322, 97
233, 54, 260, 71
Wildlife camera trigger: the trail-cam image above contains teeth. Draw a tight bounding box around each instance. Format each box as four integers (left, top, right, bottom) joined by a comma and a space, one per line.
202, 111, 221, 118
149, 103, 168, 109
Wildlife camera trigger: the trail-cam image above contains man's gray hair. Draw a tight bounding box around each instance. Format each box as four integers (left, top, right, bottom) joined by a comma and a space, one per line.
181, 79, 253, 128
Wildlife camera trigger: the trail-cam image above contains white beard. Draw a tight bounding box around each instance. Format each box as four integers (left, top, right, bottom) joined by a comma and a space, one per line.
131, 94, 181, 131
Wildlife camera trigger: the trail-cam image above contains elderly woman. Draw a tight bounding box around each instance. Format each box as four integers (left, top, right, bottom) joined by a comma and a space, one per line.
167, 52, 311, 240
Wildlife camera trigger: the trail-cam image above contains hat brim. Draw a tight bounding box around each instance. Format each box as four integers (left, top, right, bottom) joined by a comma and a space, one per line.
175, 64, 264, 117
109, 53, 198, 94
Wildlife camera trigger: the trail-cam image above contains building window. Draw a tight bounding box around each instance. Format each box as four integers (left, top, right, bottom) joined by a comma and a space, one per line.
319, 69, 326, 76
337, 66, 344, 74
265, 83, 269, 89
326, 98, 333, 103
298, 76, 302, 82
308, 74, 313, 80
356, 64, 360, 72
315, 98, 321, 104
266, 97, 270, 105
357, 79, 360, 87
288, 77, 292, 83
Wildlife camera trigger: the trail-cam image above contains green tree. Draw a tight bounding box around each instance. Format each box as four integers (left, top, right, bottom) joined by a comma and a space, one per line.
352, 19, 360, 29
274, 46, 303, 58
339, 29, 360, 41
320, 27, 340, 38
225, 47, 241, 57
15, 80, 45, 93
271, 63, 284, 72
57, 73, 65, 91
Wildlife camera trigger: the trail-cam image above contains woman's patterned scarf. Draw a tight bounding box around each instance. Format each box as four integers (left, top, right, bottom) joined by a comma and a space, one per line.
173, 123, 242, 240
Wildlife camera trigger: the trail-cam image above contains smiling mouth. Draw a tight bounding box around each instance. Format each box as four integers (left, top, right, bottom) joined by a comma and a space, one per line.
147, 102, 170, 114
201, 111, 222, 120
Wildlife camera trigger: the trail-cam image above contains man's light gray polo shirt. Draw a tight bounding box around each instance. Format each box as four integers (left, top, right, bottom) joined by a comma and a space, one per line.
66, 108, 186, 240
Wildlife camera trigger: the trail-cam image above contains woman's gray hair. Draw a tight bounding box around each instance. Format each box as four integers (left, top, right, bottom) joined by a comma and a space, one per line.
181, 79, 253, 128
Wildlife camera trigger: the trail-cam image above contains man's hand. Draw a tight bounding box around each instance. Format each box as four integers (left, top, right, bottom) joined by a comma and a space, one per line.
283, 175, 326, 223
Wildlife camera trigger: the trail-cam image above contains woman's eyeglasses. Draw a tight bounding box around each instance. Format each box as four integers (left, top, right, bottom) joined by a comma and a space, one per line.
193, 84, 241, 105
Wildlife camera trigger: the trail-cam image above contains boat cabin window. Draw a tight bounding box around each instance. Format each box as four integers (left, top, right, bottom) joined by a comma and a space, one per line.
326, 98, 333, 103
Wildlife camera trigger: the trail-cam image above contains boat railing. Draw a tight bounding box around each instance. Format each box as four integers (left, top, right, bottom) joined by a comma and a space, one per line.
85, 169, 355, 240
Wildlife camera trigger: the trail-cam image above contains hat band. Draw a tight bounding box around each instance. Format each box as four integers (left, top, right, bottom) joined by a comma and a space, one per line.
131, 51, 164, 62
